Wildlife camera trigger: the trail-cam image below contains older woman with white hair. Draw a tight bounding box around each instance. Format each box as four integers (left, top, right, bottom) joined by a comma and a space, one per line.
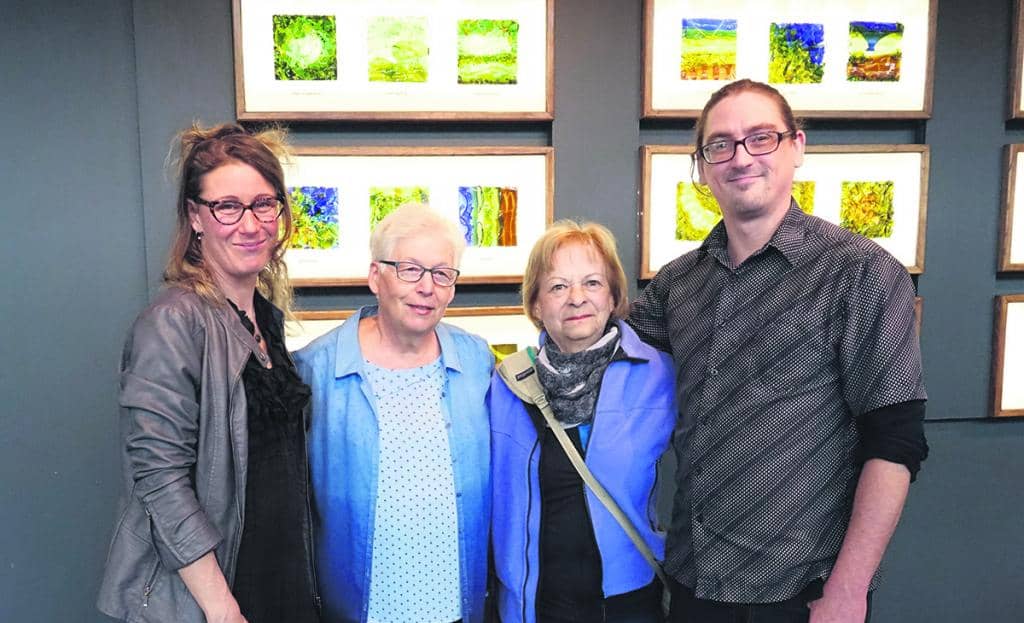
294, 203, 494, 623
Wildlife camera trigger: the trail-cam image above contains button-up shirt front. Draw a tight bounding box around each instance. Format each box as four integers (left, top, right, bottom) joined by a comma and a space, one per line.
629, 204, 926, 603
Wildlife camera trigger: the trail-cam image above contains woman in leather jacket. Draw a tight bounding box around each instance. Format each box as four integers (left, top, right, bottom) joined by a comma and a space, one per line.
97, 124, 319, 623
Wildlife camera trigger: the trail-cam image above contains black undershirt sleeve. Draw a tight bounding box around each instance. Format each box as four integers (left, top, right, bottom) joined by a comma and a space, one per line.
857, 399, 928, 481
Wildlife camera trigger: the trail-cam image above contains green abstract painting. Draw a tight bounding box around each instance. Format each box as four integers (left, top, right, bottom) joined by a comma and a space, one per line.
459, 186, 517, 247
675, 182, 722, 241
675, 180, 816, 241
273, 15, 337, 81
840, 181, 895, 237
769, 23, 825, 84
458, 19, 519, 84
369, 186, 430, 230
792, 181, 816, 215
368, 17, 429, 82
289, 186, 339, 249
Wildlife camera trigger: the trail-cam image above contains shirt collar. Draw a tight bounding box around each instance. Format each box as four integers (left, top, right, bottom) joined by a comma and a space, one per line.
333, 305, 463, 378
701, 198, 808, 268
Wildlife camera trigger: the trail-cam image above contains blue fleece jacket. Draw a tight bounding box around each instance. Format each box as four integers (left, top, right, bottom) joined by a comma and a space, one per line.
488, 320, 677, 623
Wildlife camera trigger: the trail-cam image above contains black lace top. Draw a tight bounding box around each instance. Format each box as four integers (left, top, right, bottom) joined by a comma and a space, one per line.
229, 296, 319, 623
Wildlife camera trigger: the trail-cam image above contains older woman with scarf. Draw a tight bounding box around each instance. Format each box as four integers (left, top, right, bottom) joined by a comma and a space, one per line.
488, 221, 677, 623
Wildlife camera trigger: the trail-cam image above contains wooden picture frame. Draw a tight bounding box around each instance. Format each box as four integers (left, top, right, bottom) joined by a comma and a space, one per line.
992, 294, 1024, 418
1010, 0, 1024, 119
286, 305, 538, 355
1000, 145, 1024, 271
233, 0, 554, 121
642, 0, 937, 119
282, 146, 553, 287
639, 144, 929, 278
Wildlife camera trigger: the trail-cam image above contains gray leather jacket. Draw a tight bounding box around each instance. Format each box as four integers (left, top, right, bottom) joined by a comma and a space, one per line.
97, 287, 314, 621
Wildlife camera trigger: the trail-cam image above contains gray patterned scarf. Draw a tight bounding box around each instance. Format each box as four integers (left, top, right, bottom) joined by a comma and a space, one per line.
534, 324, 620, 427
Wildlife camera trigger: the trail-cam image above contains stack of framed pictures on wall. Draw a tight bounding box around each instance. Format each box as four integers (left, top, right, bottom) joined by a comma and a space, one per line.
995, 144, 1024, 417
994, 2, 1024, 418
231, 1, 555, 342
232, 0, 555, 284
637, 0, 937, 274
636, 1, 952, 411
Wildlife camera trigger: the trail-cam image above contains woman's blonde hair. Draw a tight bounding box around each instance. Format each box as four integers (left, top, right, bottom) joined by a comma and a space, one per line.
521, 220, 629, 329
163, 122, 295, 314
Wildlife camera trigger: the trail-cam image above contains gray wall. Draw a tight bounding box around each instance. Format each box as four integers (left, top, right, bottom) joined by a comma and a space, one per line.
1, 1, 1022, 620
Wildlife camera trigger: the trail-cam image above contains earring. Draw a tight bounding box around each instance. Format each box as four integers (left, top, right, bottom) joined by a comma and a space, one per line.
195, 231, 204, 241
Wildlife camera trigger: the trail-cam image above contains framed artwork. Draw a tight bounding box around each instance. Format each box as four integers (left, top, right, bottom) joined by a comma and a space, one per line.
233, 0, 554, 121
286, 306, 539, 358
1000, 145, 1024, 271
642, 0, 937, 118
283, 146, 553, 287
1010, 0, 1024, 119
639, 144, 929, 278
992, 294, 1024, 418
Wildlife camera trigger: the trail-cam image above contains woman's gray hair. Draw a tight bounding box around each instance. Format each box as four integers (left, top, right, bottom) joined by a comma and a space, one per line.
370, 202, 467, 267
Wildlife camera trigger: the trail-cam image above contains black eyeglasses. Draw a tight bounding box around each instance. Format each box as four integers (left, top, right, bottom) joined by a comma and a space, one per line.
378, 260, 460, 287
699, 130, 796, 164
192, 194, 285, 225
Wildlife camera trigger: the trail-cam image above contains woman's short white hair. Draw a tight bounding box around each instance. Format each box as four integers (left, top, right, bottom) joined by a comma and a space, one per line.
370, 203, 467, 267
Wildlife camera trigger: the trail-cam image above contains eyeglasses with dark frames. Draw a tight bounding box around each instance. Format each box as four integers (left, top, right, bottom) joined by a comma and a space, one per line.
192, 194, 285, 225
378, 260, 460, 287
699, 130, 797, 164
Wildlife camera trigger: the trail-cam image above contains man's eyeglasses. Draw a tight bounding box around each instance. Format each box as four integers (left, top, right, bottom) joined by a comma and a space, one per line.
192, 195, 285, 225
699, 130, 796, 164
378, 260, 460, 287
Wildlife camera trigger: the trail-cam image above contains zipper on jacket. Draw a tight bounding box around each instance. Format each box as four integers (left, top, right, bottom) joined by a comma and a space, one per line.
579, 402, 606, 604
522, 437, 540, 623
225, 367, 246, 586
142, 561, 160, 609
142, 508, 161, 608
647, 456, 663, 532
142, 562, 160, 607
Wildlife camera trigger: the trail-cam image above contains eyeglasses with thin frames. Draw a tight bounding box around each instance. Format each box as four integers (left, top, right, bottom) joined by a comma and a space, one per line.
699, 130, 796, 164
378, 260, 460, 287
192, 195, 285, 226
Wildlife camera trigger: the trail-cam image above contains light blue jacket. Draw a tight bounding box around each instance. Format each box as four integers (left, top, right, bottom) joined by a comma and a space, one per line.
488, 320, 677, 623
294, 306, 494, 623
